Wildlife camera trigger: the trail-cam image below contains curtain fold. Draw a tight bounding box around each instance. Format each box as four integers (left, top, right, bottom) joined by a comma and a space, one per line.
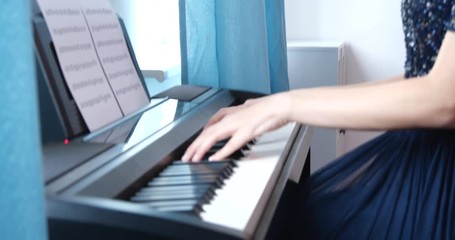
0, 1, 47, 239
180, 0, 289, 94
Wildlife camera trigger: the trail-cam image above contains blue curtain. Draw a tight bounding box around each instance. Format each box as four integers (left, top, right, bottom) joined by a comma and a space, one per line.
0, 1, 47, 239
180, 0, 289, 94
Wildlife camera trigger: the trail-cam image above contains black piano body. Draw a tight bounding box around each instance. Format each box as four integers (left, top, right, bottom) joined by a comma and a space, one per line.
33, 9, 313, 240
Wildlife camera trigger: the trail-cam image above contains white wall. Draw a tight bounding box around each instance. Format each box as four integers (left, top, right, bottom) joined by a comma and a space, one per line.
285, 0, 406, 153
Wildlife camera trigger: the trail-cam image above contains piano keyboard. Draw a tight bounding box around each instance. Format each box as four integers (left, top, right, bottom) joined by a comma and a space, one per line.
130, 160, 237, 215
128, 123, 297, 234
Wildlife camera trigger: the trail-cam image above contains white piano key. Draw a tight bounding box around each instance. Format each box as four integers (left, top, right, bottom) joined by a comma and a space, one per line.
200, 123, 296, 234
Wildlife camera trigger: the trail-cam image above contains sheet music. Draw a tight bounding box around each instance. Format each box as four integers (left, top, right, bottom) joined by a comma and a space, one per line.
37, 0, 123, 131
79, 0, 150, 115
37, 0, 151, 132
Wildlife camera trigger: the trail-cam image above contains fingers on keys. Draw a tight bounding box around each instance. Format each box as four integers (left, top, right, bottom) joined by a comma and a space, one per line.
182, 126, 232, 162
207, 131, 251, 161
183, 127, 252, 163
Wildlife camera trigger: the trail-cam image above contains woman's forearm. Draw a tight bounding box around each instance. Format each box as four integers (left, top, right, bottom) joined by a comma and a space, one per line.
280, 75, 455, 130
321, 74, 403, 90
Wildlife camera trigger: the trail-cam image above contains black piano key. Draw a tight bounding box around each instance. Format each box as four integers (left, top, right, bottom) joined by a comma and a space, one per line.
162, 162, 231, 172
141, 199, 204, 215
154, 205, 203, 215
147, 174, 224, 187
180, 139, 253, 161
203, 148, 246, 159
212, 140, 229, 147
210, 142, 252, 151
140, 199, 201, 208
202, 152, 244, 162
163, 164, 226, 171
131, 197, 208, 216
159, 163, 233, 177
130, 191, 212, 203
141, 189, 215, 197
172, 159, 238, 168
229, 150, 246, 159
159, 169, 231, 179
241, 144, 251, 151
167, 161, 232, 169
135, 187, 214, 198
138, 184, 215, 194
212, 138, 256, 146
151, 174, 221, 183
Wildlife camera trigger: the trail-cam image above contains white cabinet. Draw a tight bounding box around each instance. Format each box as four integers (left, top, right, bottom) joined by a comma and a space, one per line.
287, 41, 345, 173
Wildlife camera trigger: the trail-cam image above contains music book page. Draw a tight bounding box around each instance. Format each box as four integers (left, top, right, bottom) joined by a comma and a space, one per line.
37, 0, 150, 132
37, 0, 123, 131
80, 0, 150, 115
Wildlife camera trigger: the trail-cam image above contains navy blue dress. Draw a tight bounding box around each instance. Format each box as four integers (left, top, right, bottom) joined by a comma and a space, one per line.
296, 1, 455, 239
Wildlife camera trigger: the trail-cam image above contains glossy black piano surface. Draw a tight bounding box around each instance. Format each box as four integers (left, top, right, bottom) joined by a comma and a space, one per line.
43, 88, 312, 240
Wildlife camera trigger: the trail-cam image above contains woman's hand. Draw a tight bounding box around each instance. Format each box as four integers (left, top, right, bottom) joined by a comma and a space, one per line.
182, 94, 290, 162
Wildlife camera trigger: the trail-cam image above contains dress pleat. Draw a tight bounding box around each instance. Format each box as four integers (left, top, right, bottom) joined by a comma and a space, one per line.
298, 130, 455, 239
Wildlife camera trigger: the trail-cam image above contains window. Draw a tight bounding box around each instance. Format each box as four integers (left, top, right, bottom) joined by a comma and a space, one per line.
110, 0, 181, 95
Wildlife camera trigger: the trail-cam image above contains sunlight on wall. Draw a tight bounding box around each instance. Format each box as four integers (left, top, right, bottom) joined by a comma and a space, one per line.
134, 0, 181, 71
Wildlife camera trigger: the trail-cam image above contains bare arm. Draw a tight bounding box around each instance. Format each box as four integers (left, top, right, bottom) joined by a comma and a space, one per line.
328, 74, 404, 90
183, 31, 455, 162
286, 32, 455, 130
